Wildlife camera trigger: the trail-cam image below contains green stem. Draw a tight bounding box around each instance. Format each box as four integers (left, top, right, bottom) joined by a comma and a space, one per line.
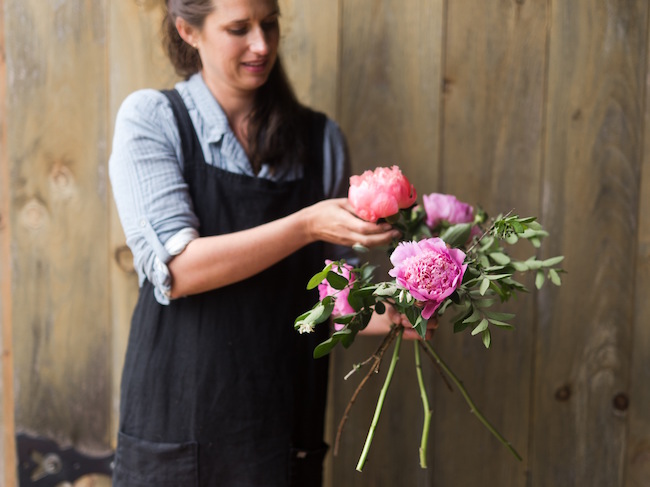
414, 340, 432, 468
356, 328, 404, 472
421, 340, 522, 461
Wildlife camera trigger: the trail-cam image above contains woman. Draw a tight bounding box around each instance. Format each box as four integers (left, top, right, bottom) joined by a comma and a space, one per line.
109, 0, 419, 485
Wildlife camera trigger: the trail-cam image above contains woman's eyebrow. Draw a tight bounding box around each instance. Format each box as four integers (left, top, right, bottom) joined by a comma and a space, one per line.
230, 8, 280, 23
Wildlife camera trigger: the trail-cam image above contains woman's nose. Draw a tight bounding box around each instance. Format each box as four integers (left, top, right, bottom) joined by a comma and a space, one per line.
249, 26, 269, 54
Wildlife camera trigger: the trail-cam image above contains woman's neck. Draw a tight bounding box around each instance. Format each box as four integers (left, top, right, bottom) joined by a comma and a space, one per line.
201, 72, 256, 156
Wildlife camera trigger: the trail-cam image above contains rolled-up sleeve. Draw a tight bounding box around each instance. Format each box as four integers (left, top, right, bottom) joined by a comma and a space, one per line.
109, 89, 200, 304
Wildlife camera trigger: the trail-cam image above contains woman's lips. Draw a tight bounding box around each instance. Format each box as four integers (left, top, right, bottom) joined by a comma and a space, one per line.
242, 59, 268, 73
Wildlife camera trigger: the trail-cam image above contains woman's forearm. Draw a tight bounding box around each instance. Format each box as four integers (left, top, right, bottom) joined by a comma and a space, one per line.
168, 207, 313, 298
167, 198, 399, 298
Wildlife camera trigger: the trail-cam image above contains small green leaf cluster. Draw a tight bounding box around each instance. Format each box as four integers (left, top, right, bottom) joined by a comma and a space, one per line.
438, 214, 564, 348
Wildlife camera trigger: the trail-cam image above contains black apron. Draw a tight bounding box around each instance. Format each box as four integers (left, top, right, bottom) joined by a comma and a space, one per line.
113, 89, 330, 487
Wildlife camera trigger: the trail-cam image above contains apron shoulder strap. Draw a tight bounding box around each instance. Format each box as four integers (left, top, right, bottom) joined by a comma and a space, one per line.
160, 89, 205, 179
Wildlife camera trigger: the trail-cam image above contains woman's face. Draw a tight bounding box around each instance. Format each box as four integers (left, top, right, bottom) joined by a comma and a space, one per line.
194, 0, 280, 98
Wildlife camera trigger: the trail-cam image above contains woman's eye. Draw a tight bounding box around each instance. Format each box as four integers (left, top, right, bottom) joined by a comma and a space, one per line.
228, 27, 248, 36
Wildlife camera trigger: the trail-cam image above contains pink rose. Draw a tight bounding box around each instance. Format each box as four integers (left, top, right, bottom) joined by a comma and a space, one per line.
318, 260, 356, 329
422, 193, 474, 228
348, 166, 417, 222
388, 238, 467, 319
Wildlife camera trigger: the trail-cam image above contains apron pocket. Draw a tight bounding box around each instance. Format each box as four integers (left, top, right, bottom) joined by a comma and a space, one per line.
289, 442, 329, 487
113, 431, 199, 487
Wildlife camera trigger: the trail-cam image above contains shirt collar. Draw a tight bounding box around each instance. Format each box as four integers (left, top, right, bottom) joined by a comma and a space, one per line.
182, 73, 230, 144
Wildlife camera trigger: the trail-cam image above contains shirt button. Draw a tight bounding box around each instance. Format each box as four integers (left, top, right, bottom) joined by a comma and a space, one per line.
140, 220, 146, 227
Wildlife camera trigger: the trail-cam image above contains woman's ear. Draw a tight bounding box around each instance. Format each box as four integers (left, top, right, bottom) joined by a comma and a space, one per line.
175, 17, 199, 49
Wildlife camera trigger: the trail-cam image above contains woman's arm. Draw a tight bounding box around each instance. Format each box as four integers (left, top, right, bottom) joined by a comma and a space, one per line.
168, 198, 400, 298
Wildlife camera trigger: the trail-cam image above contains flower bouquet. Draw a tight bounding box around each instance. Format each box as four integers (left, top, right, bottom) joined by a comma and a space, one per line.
295, 166, 564, 471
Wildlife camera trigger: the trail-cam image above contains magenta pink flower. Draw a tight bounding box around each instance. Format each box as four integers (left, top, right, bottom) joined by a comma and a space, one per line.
318, 260, 356, 329
348, 166, 417, 222
388, 238, 467, 319
422, 193, 474, 228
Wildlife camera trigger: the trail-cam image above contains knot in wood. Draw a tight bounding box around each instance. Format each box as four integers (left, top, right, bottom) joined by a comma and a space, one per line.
554, 384, 571, 402
612, 393, 629, 411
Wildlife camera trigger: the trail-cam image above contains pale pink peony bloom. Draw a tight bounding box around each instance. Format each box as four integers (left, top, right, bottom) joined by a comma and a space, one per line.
318, 260, 356, 330
388, 238, 467, 320
422, 193, 474, 228
348, 166, 417, 222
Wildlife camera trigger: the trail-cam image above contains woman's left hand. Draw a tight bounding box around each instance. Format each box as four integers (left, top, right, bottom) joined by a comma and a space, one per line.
361, 303, 438, 340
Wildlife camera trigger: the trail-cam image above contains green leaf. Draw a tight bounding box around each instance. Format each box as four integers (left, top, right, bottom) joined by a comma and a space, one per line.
405, 306, 421, 328
475, 298, 496, 308
530, 237, 541, 248
549, 268, 562, 286
462, 306, 481, 324
525, 258, 543, 270
326, 271, 349, 290
505, 233, 519, 245
511, 261, 529, 272
347, 291, 365, 312
541, 256, 565, 267
480, 236, 495, 252
313, 336, 339, 358
307, 263, 333, 290
414, 314, 427, 338
313, 301, 335, 325
361, 264, 377, 281
484, 311, 516, 321
482, 329, 492, 348
471, 318, 489, 336
454, 320, 470, 333
535, 270, 545, 289
440, 223, 473, 247
488, 318, 515, 329
486, 273, 513, 280
373, 282, 399, 297
479, 278, 490, 296
489, 252, 511, 265
332, 315, 354, 325
483, 265, 506, 272
512, 221, 525, 234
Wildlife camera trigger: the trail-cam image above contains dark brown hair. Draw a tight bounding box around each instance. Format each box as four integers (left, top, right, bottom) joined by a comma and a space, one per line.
162, 0, 308, 172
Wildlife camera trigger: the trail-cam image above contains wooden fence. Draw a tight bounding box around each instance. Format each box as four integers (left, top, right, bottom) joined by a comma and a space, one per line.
1, 1, 649, 486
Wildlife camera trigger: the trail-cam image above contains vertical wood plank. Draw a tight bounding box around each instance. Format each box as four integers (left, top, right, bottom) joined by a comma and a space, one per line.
434, 1, 548, 486
333, 0, 444, 485
624, 6, 650, 486
0, 0, 17, 482
107, 0, 178, 445
278, 0, 340, 117
6, 0, 112, 455
533, 1, 647, 485
276, 3, 341, 485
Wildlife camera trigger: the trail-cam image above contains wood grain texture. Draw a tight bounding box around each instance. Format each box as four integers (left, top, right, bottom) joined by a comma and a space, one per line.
433, 1, 548, 486
533, 1, 647, 486
338, 0, 443, 181
0, 0, 17, 483
278, 0, 340, 117
6, 0, 112, 454
332, 0, 444, 485
624, 6, 650, 486
107, 0, 178, 445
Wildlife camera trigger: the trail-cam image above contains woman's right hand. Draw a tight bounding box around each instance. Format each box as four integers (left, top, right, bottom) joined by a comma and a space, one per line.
301, 198, 400, 248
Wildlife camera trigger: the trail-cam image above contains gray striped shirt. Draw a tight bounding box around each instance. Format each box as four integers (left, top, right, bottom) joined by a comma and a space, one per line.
109, 73, 351, 304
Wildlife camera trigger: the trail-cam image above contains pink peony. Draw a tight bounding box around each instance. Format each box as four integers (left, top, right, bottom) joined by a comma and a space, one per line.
318, 260, 356, 329
388, 238, 467, 319
348, 166, 417, 222
422, 193, 474, 228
